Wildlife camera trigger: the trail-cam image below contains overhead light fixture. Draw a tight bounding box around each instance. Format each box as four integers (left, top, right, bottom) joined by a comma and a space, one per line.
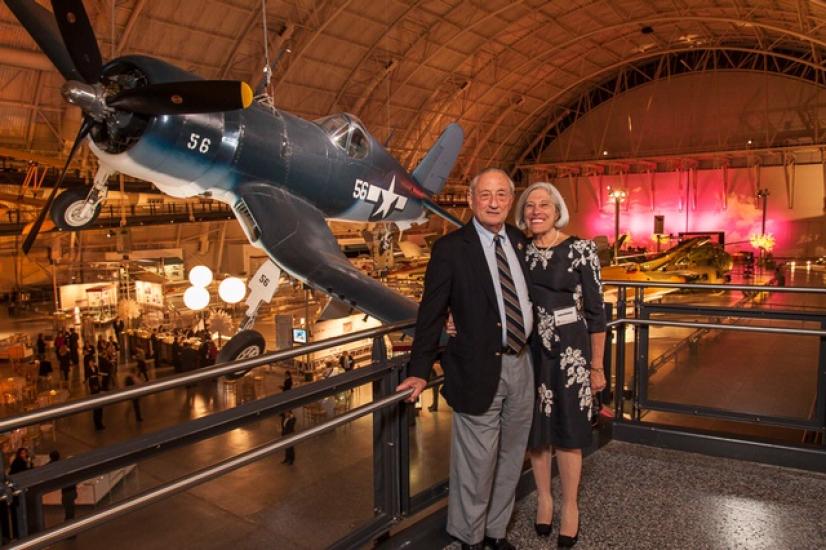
188, 265, 213, 287
183, 286, 210, 311
218, 276, 246, 304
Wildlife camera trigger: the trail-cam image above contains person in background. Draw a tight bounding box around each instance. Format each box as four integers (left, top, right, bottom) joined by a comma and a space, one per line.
135, 347, 149, 382
339, 350, 353, 372
113, 317, 124, 341
57, 343, 71, 383
67, 327, 80, 367
7, 448, 31, 539
149, 329, 159, 362
54, 330, 66, 356
8, 447, 31, 475
281, 410, 297, 465
48, 450, 77, 522
85, 358, 105, 431
172, 337, 183, 372
36, 333, 46, 361
83, 343, 96, 371
123, 367, 143, 423
281, 370, 293, 392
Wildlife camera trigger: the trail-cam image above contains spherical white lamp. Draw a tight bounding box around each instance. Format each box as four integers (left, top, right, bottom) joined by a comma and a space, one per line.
218, 277, 246, 304
183, 286, 210, 311
188, 265, 213, 288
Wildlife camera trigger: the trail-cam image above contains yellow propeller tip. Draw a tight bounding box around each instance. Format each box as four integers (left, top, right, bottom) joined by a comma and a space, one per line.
240, 82, 254, 109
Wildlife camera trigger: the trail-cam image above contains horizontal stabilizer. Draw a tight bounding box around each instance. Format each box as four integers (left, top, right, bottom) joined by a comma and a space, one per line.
412, 123, 463, 195
234, 184, 417, 331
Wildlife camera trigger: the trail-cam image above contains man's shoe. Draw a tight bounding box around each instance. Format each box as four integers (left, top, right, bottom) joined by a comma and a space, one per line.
484, 537, 516, 550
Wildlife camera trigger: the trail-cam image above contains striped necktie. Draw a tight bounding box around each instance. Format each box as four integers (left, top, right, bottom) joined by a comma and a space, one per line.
494, 235, 526, 353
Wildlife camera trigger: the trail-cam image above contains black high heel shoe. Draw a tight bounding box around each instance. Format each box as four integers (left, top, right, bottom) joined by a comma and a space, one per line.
557, 521, 579, 548
534, 522, 552, 537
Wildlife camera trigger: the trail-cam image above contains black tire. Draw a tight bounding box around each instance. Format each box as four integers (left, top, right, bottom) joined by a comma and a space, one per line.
51, 187, 102, 230
217, 329, 266, 380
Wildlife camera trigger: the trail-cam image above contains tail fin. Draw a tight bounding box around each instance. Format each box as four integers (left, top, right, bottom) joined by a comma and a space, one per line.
412, 123, 463, 195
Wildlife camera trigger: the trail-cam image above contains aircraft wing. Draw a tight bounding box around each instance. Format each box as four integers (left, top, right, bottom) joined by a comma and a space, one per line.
234, 183, 418, 328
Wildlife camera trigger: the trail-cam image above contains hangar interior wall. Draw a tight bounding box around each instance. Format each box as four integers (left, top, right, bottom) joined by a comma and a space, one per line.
554, 164, 825, 257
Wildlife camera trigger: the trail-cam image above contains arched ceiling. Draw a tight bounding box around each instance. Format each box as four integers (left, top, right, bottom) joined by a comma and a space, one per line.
2, 0, 826, 191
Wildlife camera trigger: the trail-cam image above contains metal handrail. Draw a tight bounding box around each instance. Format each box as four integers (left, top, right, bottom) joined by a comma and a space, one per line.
8, 388, 414, 550
614, 318, 826, 337
0, 319, 415, 434
602, 279, 826, 294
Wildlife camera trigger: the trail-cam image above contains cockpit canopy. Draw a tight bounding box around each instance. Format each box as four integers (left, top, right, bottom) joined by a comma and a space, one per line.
315, 113, 370, 160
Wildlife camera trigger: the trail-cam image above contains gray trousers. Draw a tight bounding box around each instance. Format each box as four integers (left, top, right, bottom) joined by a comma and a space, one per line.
447, 350, 534, 544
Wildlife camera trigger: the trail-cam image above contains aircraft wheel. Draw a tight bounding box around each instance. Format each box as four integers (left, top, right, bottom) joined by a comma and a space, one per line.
51, 187, 102, 230
218, 329, 266, 380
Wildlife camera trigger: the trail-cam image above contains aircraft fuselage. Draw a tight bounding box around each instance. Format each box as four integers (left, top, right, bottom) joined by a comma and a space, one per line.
89, 55, 426, 224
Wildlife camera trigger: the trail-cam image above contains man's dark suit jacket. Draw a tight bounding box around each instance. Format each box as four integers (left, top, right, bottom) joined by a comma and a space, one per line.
408, 222, 533, 415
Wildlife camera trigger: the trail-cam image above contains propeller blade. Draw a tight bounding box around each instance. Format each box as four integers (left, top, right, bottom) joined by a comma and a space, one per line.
5, 0, 84, 81
50, 0, 102, 83
22, 116, 93, 254
107, 80, 254, 115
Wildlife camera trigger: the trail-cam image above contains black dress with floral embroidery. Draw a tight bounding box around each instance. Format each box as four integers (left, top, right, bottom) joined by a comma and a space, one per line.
525, 236, 606, 450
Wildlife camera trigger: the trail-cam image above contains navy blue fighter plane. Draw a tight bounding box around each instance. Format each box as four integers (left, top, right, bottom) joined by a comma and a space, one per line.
9, 0, 464, 359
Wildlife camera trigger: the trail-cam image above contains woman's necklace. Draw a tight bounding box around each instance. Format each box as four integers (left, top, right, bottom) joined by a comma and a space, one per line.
536, 227, 561, 248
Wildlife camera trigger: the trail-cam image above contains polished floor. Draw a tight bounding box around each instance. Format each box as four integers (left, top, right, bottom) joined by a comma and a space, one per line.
436, 440, 826, 550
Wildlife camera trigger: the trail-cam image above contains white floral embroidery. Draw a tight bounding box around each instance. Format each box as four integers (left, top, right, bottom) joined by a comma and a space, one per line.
560, 346, 592, 411
574, 284, 583, 314
568, 239, 603, 294
536, 306, 559, 350
525, 242, 554, 270
579, 383, 592, 411
538, 383, 554, 416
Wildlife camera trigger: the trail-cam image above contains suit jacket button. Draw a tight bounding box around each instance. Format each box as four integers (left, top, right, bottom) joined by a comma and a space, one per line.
496, 322, 502, 328
495, 351, 502, 357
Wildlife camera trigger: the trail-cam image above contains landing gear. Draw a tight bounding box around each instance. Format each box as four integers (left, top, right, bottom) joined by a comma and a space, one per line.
217, 329, 266, 380
50, 164, 112, 230
51, 187, 102, 230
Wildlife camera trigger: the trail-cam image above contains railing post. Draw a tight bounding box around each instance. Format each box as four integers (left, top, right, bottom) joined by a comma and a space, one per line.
632, 287, 644, 421
815, 321, 826, 447
13, 490, 28, 541
614, 286, 627, 421
370, 335, 401, 539
602, 302, 613, 405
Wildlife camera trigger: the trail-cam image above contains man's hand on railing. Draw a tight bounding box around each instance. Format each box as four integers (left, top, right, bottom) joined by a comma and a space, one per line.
396, 376, 427, 402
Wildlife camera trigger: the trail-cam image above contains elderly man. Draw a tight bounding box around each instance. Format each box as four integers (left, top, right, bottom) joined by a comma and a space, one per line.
397, 168, 534, 550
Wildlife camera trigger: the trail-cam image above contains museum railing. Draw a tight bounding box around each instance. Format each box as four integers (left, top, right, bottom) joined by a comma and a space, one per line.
0, 319, 440, 549
1, 280, 825, 548
602, 279, 826, 470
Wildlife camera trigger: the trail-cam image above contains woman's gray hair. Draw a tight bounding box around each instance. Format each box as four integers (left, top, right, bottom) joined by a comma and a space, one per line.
513, 181, 570, 231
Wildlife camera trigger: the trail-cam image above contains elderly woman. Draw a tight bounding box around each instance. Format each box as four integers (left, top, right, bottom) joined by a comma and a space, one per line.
515, 181, 606, 547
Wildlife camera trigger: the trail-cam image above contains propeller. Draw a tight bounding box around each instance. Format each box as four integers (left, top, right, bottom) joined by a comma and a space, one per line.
9, 0, 256, 253
51, 0, 102, 84
108, 81, 255, 115
4, 0, 83, 81
22, 116, 93, 254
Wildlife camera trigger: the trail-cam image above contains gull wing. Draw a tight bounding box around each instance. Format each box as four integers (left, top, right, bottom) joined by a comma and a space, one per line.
234, 183, 417, 325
